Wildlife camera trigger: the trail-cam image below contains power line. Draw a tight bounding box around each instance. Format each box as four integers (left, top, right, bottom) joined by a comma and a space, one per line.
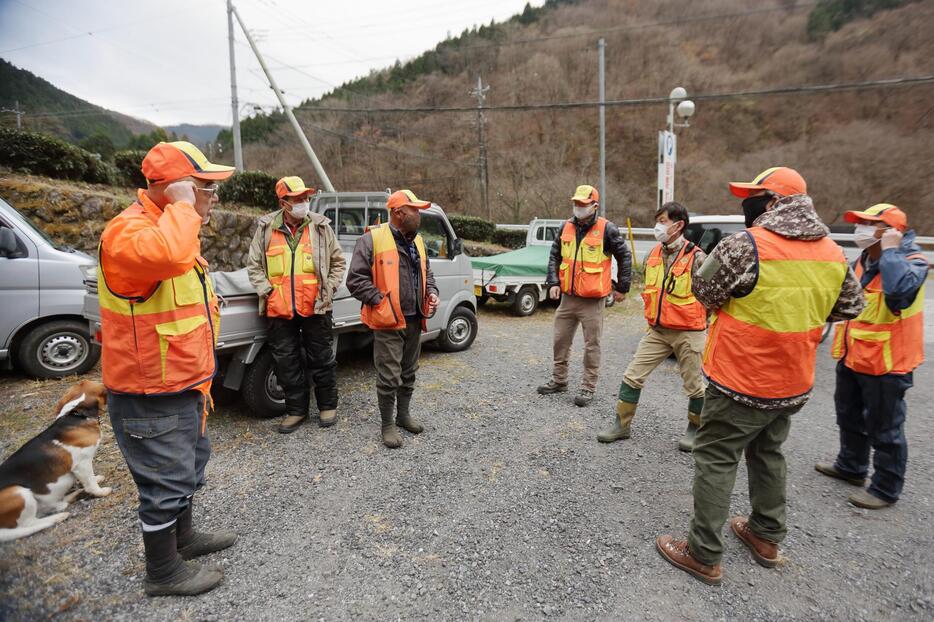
294, 75, 934, 115
299, 121, 475, 169
0, 6, 190, 55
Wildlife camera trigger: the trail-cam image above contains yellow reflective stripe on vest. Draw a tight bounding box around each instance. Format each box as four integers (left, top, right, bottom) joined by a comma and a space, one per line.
722, 259, 846, 333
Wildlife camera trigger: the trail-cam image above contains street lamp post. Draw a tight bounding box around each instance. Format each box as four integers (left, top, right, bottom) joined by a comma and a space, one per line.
658, 87, 695, 209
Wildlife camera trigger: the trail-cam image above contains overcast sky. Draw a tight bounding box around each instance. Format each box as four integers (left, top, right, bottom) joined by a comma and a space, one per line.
0, 0, 544, 127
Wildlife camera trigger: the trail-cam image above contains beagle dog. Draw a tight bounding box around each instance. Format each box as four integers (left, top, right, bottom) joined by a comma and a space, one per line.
0, 380, 112, 541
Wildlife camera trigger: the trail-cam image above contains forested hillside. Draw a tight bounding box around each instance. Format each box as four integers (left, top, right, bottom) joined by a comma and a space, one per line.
221, 0, 934, 229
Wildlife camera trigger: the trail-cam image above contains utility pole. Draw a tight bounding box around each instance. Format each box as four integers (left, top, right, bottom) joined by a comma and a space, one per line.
14, 101, 22, 129
230, 2, 335, 191
597, 39, 606, 218
471, 76, 490, 221
227, 0, 244, 172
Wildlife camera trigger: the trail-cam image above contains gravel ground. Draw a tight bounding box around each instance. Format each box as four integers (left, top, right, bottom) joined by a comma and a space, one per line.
1, 298, 933, 621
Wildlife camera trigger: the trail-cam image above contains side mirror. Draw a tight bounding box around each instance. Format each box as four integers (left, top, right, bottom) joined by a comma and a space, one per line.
0, 227, 18, 257
450, 238, 464, 257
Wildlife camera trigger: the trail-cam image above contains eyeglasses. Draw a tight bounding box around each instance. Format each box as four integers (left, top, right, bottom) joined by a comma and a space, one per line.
195, 184, 219, 197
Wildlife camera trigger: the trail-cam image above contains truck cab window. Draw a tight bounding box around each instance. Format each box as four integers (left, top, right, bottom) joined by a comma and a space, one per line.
420, 212, 451, 259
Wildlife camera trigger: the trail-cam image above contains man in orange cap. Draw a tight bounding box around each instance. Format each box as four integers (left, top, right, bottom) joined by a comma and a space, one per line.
656, 166, 865, 585
246, 176, 345, 432
346, 189, 439, 448
817, 203, 928, 509
537, 184, 631, 407
98, 141, 237, 596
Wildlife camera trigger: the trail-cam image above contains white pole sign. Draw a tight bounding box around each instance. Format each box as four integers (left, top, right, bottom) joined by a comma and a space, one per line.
658, 130, 677, 207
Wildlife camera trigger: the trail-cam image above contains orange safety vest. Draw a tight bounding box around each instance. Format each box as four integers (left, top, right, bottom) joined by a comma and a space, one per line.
98, 227, 218, 398
558, 218, 612, 298
264, 224, 319, 319
703, 228, 847, 400
360, 223, 429, 331
831, 256, 925, 375
642, 242, 706, 331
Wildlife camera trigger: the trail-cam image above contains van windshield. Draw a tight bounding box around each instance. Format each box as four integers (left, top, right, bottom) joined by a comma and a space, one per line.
0, 197, 74, 252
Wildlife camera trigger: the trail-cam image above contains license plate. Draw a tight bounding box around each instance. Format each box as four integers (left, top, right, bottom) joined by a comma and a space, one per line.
474, 286, 482, 297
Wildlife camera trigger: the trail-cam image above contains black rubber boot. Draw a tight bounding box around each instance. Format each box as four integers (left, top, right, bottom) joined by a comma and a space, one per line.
176, 503, 238, 561
379, 393, 402, 448
395, 389, 424, 434
143, 523, 223, 597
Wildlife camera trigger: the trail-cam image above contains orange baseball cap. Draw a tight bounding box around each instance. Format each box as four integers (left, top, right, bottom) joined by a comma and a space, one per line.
275, 176, 315, 199
387, 189, 431, 210
844, 203, 908, 232
141, 141, 235, 184
728, 167, 806, 198
571, 184, 599, 204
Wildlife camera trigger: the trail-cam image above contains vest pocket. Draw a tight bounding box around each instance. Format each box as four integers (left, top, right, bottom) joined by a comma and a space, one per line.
155, 316, 212, 386
302, 252, 316, 274
266, 247, 286, 278
847, 328, 893, 374
172, 272, 205, 307
581, 240, 603, 264
369, 293, 399, 328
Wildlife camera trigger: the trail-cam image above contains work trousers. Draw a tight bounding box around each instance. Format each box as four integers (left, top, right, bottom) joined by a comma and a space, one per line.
373, 319, 422, 406
552, 294, 605, 390
267, 313, 338, 417
688, 386, 802, 565
833, 361, 912, 503
621, 326, 706, 398
108, 391, 209, 528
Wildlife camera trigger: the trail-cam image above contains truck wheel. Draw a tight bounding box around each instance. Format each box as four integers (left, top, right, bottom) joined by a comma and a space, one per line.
511, 286, 539, 317
437, 306, 478, 352
240, 348, 286, 418
17, 320, 100, 379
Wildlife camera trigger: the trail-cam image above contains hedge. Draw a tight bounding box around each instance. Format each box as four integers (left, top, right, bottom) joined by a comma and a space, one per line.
0, 128, 116, 184
217, 170, 279, 210
491, 229, 527, 249
113, 150, 148, 188
448, 214, 496, 242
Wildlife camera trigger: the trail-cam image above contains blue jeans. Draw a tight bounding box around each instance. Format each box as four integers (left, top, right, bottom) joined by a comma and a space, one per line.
108, 391, 210, 527
833, 362, 912, 503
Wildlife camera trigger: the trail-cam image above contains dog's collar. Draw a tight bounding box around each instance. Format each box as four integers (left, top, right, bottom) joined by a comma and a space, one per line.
64, 406, 99, 420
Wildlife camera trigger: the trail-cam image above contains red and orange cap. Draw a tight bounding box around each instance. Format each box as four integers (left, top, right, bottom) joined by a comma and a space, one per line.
728, 166, 806, 198
844, 203, 907, 232
141, 141, 235, 184
275, 176, 315, 199
571, 184, 599, 205
387, 189, 431, 211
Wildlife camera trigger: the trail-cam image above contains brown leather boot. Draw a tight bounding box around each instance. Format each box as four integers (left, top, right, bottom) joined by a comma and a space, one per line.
277, 414, 307, 434
655, 535, 722, 585
318, 409, 337, 428
814, 463, 866, 486
730, 517, 780, 568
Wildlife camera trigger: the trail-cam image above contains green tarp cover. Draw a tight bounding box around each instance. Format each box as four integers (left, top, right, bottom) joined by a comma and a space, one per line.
470, 245, 551, 279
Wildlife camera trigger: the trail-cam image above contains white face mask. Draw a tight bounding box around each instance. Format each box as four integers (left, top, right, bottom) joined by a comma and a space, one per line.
573, 204, 595, 221
290, 201, 310, 219
853, 224, 880, 249
653, 222, 672, 243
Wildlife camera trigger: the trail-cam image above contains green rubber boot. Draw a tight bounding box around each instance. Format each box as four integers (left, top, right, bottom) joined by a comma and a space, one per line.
598, 383, 641, 443
678, 397, 704, 452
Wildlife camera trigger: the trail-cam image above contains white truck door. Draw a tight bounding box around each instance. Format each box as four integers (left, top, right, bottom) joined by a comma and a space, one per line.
0, 219, 40, 352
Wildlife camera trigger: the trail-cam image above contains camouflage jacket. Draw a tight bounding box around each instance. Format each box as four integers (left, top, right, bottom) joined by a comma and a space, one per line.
692, 194, 865, 409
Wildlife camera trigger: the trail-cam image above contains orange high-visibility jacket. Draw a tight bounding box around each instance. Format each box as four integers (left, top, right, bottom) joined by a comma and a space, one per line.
558, 218, 612, 298
98, 191, 218, 398
264, 226, 320, 318
703, 227, 847, 400
831, 257, 925, 376
642, 242, 706, 331
360, 223, 429, 331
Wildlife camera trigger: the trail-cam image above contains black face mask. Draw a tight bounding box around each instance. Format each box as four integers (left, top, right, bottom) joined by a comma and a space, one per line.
742, 195, 772, 228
